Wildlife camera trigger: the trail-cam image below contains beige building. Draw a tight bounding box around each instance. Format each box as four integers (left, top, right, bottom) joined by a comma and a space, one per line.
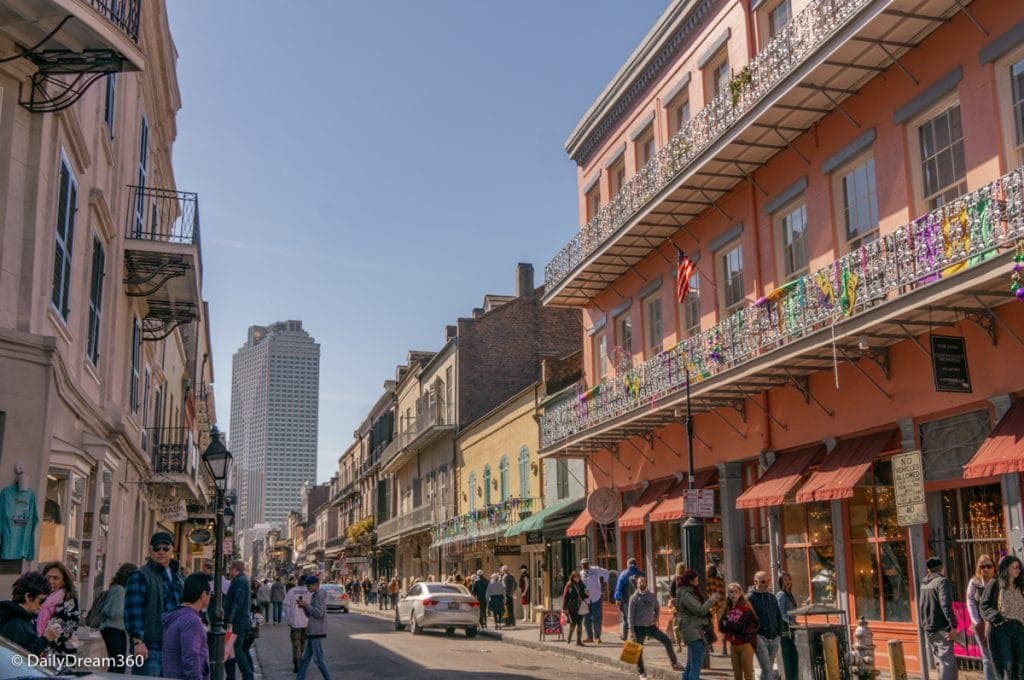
0, 1, 216, 602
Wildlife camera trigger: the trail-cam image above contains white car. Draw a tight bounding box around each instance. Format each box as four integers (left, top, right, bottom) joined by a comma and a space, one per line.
393, 582, 480, 637
321, 583, 349, 613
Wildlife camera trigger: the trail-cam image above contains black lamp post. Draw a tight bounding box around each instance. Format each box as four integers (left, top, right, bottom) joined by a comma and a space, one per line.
202, 426, 232, 680
680, 366, 706, 589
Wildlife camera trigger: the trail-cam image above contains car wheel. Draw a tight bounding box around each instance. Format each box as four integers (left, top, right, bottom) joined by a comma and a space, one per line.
393, 608, 405, 631
465, 626, 478, 638
410, 614, 421, 635
445, 627, 455, 636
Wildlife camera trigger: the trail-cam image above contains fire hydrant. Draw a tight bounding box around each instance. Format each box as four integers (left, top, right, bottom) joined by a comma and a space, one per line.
849, 615, 879, 680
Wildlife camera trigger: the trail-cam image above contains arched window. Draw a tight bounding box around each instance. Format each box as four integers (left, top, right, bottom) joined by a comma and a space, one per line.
468, 472, 477, 512
483, 465, 492, 506
499, 456, 509, 502
518, 446, 530, 498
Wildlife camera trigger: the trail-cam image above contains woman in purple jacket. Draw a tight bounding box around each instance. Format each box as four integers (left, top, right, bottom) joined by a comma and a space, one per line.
162, 574, 211, 680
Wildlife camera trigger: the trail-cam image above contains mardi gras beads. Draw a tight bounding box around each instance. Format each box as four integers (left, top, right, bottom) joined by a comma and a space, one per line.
1012, 242, 1024, 301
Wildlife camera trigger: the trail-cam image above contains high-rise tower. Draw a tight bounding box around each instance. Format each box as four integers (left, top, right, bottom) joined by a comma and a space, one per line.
230, 320, 320, 530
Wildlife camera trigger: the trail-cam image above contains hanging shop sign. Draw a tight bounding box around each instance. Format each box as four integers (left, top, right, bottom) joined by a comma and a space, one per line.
525, 531, 544, 545
587, 487, 622, 525
930, 335, 972, 393
494, 545, 521, 556
188, 527, 214, 545
683, 489, 715, 518
892, 450, 927, 526
159, 500, 189, 524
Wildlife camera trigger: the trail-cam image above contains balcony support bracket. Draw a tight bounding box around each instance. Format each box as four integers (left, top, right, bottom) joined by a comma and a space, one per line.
590, 453, 611, 479
813, 86, 861, 129
124, 255, 190, 297
656, 433, 684, 459
972, 295, 1024, 350
771, 127, 810, 166
874, 41, 920, 86
730, 399, 747, 424
18, 48, 128, 114
952, 0, 989, 37
737, 163, 769, 197
700, 189, 733, 222
624, 437, 655, 465
958, 307, 998, 346
712, 406, 748, 439
611, 445, 633, 473
786, 372, 835, 418
837, 345, 893, 401
738, 391, 788, 431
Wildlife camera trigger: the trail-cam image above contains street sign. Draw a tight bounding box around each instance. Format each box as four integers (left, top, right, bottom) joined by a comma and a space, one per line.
892, 450, 927, 526
683, 489, 715, 518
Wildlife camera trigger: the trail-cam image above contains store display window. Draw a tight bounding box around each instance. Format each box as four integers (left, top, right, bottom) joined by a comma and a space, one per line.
782, 501, 836, 606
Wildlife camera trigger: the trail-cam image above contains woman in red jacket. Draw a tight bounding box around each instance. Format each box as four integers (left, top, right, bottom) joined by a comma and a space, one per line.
719, 582, 759, 680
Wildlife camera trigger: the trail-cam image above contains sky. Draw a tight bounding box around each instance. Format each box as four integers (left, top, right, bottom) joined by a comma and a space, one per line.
166, 1, 670, 484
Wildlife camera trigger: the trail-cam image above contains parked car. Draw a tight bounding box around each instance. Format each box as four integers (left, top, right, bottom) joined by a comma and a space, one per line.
321, 583, 349, 612
0, 634, 122, 679
393, 582, 479, 637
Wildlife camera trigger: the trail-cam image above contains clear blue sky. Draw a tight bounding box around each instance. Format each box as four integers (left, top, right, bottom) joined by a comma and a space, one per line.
166, 1, 669, 483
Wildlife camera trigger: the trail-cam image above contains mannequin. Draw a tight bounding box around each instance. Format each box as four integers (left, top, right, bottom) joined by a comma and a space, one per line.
14, 463, 25, 492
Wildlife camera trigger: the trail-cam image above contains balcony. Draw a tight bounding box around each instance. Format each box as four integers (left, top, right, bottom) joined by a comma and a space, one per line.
541, 168, 1024, 454
377, 436, 403, 471
376, 504, 436, 545
148, 426, 206, 500
430, 498, 541, 548
544, 0, 968, 306
123, 187, 202, 342
0, 0, 145, 113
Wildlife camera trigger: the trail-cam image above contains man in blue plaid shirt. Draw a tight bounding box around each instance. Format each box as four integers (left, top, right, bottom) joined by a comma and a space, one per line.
125, 531, 185, 677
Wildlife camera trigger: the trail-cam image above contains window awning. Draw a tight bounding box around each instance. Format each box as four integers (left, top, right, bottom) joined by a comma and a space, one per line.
566, 506, 593, 538
649, 469, 719, 523
618, 478, 676, 529
504, 497, 586, 538
964, 401, 1024, 479
735, 446, 822, 509
795, 430, 896, 503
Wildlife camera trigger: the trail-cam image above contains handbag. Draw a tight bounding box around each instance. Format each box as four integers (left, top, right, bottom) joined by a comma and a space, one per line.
620, 639, 643, 664
578, 600, 590, 616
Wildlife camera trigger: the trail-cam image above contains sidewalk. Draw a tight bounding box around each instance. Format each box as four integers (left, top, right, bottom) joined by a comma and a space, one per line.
347, 600, 735, 680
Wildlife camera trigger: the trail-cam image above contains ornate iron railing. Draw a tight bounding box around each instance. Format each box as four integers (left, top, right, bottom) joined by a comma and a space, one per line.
545, 0, 872, 290
88, 0, 141, 44
431, 497, 541, 543
540, 169, 1024, 448
125, 186, 200, 246
376, 504, 436, 543
149, 426, 196, 474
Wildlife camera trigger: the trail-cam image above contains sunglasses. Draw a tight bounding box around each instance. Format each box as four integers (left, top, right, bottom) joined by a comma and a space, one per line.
981, 564, 995, 570
152, 544, 173, 552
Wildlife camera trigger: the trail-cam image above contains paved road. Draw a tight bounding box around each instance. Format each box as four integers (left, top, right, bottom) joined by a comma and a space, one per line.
254, 610, 637, 680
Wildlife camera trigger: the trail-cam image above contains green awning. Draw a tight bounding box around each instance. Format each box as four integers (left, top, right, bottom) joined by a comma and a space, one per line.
504, 497, 586, 538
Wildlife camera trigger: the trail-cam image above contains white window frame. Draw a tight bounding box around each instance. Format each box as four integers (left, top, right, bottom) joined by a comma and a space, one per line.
906, 94, 966, 213
994, 43, 1024, 170
635, 124, 656, 169
592, 329, 609, 382
643, 292, 664, 358
518, 447, 530, 498
776, 201, 809, 280
761, 0, 792, 46
614, 311, 633, 358
706, 51, 730, 101
667, 92, 691, 137
103, 74, 117, 137
677, 273, 701, 338
718, 242, 745, 314
832, 153, 880, 253
609, 157, 626, 196
51, 151, 77, 322
86, 235, 105, 366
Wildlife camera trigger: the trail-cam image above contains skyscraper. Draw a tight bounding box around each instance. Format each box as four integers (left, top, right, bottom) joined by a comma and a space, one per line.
230, 320, 320, 530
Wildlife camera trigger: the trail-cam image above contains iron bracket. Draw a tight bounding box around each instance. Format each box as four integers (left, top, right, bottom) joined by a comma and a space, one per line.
959, 307, 997, 346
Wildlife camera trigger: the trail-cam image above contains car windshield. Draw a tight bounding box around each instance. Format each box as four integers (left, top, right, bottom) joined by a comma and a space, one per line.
425, 584, 469, 595
321, 585, 344, 594
0, 637, 52, 678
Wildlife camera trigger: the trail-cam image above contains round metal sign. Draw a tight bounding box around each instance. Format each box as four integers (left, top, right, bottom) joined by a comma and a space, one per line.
587, 487, 622, 525
188, 527, 214, 545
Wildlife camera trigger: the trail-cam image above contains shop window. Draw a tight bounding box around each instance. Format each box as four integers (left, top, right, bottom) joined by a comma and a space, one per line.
782, 502, 837, 606
836, 156, 879, 251
593, 522, 618, 581
40, 471, 82, 579
848, 459, 912, 622
652, 520, 681, 602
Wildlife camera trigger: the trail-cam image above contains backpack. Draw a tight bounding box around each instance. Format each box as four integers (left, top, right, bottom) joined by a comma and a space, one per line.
621, 573, 639, 601
84, 589, 110, 629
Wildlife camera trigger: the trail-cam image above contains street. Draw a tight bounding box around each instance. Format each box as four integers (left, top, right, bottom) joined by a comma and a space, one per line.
254, 611, 637, 680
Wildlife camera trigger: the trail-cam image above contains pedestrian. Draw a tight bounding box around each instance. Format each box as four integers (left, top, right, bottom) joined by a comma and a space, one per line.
776, 572, 799, 680
674, 568, 720, 680
161, 574, 211, 680
378, 577, 388, 610
256, 579, 271, 623
270, 577, 286, 625
720, 583, 759, 680
614, 557, 644, 641
350, 578, 361, 604
628, 575, 684, 679
223, 560, 254, 680
747, 571, 784, 680
471, 569, 489, 628
980, 554, 1024, 680
283, 578, 310, 672
966, 555, 996, 680
38, 561, 80, 665
518, 566, 529, 620
486, 573, 505, 629
0, 571, 59, 653
920, 556, 958, 680
500, 565, 516, 626
388, 576, 400, 609
100, 562, 136, 673
296, 575, 332, 680
579, 558, 609, 644
562, 570, 589, 646
125, 531, 185, 677
670, 562, 687, 651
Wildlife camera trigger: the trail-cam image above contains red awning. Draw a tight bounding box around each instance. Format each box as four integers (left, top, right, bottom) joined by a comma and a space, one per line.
795, 430, 896, 503
965, 401, 1024, 478
649, 469, 719, 523
618, 478, 676, 529
566, 507, 592, 538
735, 446, 822, 509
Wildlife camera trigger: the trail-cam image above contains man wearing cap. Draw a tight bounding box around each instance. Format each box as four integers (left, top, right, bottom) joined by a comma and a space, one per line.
125, 531, 185, 677
580, 558, 609, 643
296, 575, 332, 680
920, 556, 958, 680
614, 557, 644, 641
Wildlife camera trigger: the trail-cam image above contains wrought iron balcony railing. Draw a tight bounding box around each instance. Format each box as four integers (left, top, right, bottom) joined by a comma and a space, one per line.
431, 497, 540, 544
149, 426, 196, 475
545, 0, 871, 291
125, 186, 200, 246
541, 168, 1024, 449
376, 504, 437, 543
88, 0, 142, 43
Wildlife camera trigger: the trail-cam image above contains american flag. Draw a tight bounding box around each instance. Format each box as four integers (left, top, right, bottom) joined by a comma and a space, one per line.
675, 248, 695, 303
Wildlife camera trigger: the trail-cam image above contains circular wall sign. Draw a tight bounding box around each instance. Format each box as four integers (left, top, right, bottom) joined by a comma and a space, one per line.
188, 527, 213, 545
587, 487, 622, 525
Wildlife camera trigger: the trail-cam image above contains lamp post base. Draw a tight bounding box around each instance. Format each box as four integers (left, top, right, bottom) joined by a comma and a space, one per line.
682, 515, 705, 589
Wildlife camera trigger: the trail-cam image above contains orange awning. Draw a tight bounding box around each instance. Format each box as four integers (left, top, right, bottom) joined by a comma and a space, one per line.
795, 430, 896, 503
566, 507, 592, 538
619, 478, 676, 529
735, 446, 822, 509
649, 469, 719, 523
964, 401, 1024, 478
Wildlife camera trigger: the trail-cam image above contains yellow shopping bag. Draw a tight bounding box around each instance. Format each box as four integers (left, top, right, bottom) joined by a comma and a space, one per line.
619, 639, 643, 664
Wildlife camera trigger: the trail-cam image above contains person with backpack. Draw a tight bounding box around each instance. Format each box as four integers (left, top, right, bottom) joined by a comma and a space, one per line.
283, 578, 310, 673
93, 562, 136, 673
920, 556, 958, 680
270, 578, 286, 625
614, 557, 643, 641
256, 580, 271, 624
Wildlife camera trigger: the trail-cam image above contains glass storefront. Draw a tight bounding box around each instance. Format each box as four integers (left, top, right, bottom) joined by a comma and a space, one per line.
782, 501, 836, 606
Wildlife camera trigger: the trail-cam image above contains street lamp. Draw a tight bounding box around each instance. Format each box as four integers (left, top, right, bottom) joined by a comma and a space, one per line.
202, 426, 232, 680
680, 366, 706, 590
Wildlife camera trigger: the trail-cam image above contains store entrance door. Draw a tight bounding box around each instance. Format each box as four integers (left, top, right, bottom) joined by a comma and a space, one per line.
930, 483, 1007, 594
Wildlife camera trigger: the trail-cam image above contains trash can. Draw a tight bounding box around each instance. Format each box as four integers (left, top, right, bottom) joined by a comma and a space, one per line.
789, 604, 851, 680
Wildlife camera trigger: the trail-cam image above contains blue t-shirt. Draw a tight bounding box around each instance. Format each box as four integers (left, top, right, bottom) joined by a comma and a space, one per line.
0, 486, 38, 560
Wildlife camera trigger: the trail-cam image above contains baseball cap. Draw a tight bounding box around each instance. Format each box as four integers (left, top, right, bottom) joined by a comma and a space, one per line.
304, 575, 320, 585
150, 531, 174, 548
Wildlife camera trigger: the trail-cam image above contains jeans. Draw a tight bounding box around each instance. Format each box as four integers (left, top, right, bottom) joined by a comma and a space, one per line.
684, 639, 706, 680
583, 599, 604, 640
272, 601, 283, 623
259, 601, 270, 622
136, 647, 162, 677
927, 630, 957, 680
634, 624, 679, 675
731, 642, 756, 680
297, 637, 332, 680
504, 594, 515, 625
989, 620, 1024, 680
780, 635, 799, 680
477, 597, 487, 626
755, 635, 780, 680
976, 624, 997, 680
225, 627, 254, 680
619, 603, 629, 640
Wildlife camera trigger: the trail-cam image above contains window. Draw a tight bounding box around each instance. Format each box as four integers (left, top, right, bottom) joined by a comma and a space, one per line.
779, 203, 809, 279
669, 96, 691, 136
677, 273, 701, 337
768, 0, 791, 38
782, 502, 836, 606
609, 158, 626, 196
555, 460, 570, 500
103, 74, 116, 137
51, 154, 77, 321
482, 465, 491, 506
86, 237, 105, 366
129, 319, 141, 414
518, 447, 530, 498
592, 330, 609, 381
133, 116, 149, 237
615, 311, 633, 365
709, 56, 730, 100
720, 244, 745, 312
917, 102, 966, 209
585, 182, 601, 222
838, 158, 879, 250
643, 293, 663, 357
635, 126, 656, 168
1010, 57, 1024, 165
499, 456, 509, 502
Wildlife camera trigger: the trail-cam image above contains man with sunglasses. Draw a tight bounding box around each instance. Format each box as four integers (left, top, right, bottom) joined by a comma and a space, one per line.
126, 531, 185, 677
